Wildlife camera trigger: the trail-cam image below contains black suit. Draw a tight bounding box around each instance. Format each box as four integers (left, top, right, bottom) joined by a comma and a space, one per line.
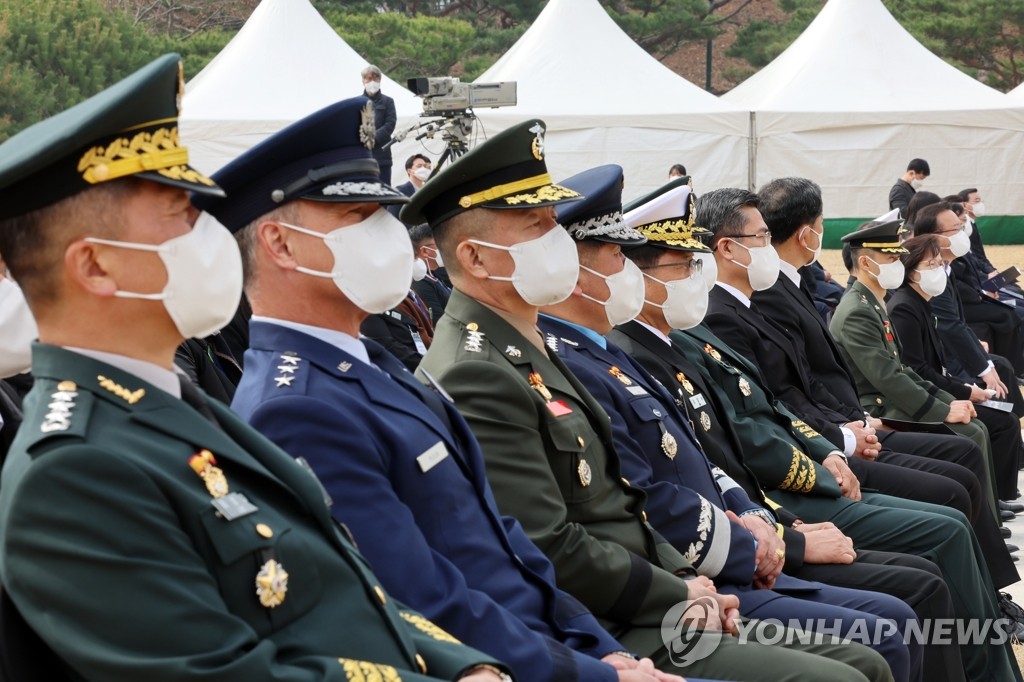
752, 275, 1017, 589
708, 283, 989, 531
610, 320, 964, 681
387, 181, 416, 220
888, 286, 1022, 501
411, 275, 451, 326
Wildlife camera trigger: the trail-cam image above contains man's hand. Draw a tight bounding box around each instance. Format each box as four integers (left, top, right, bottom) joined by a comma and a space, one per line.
796, 522, 857, 564
954, 399, 977, 418
945, 401, 973, 424
725, 510, 783, 589
843, 421, 878, 460
603, 654, 686, 682
823, 453, 861, 500
684, 576, 740, 635
979, 368, 1007, 399
980, 340, 990, 352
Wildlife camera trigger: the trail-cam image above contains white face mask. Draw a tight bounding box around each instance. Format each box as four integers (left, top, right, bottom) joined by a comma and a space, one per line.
911, 178, 924, 190
915, 266, 947, 297
424, 245, 443, 268
412, 167, 432, 183
972, 202, 986, 217
580, 259, 645, 327
693, 251, 718, 289
963, 219, 974, 237
0, 277, 38, 377
84, 212, 243, 339
644, 269, 708, 330
469, 227, 580, 306
412, 259, 428, 282
729, 240, 781, 291
364, 81, 381, 95
943, 230, 971, 258
281, 208, 414, 315
802, 225, 823, 264
865, 257, 905, 290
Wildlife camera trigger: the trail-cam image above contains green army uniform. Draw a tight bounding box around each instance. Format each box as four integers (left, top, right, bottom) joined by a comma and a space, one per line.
408, 120, 893, 682
829, 280, 995, 502
0, 54, 505, 682
1, 346, 501, 681
670, 325, 1020, 682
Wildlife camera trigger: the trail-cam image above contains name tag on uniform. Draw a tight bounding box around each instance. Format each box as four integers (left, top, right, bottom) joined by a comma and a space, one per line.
689, 394, 707, 409
626, 385, 648, 396
211, 492, 259, 521
417, 441, 449, 473
412, 331, 427, 356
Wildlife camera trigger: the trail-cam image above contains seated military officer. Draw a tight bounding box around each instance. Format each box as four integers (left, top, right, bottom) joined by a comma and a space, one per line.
0, 55, 508, 682
536, 164, 918, 682
408, 120, 893, 682
198, 97, 689, 682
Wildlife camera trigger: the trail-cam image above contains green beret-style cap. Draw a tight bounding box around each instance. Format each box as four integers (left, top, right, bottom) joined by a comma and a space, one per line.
400, 119, 582, 227
0, 53, 222, 221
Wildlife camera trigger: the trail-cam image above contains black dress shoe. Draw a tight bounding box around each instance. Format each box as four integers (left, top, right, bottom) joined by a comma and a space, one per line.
1002, 526, 1013, 538
1007, 543, 1020, 553
1000, 500, 1024, 513
1001, 509, 1016, 521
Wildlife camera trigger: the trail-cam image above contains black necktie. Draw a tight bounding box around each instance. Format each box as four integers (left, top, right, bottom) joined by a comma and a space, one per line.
178, 375, 223, 430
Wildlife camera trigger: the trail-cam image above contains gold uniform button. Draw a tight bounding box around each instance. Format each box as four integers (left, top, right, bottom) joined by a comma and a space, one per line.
620, 477, 630, 487
255, 523, 273, 538
642, 511, 648, 522
416, 654, 427, 674
374, 585, 387, 605
577, 436, 585, 448
875, 398, 882, 405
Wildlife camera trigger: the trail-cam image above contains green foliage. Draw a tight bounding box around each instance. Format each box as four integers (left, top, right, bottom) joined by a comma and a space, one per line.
175, 29, 236, 79
728, 0, 1024, 92
0, 0, 169, 140
606, 0, 721, 59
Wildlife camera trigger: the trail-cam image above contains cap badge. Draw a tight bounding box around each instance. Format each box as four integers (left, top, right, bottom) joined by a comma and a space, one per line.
360, 101, 376, 150
529, 122, 545, 161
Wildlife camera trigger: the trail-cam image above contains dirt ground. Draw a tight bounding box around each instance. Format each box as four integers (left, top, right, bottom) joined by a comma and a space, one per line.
817, 245, 1024, 285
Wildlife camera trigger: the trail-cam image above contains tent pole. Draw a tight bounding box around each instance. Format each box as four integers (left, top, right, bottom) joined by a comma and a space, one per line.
747, 111, 757, 191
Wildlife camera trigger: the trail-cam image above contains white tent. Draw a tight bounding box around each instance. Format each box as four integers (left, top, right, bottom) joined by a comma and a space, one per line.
722, 0, 1024, 223
459, 0, 749, 201
180, 0, 420, 175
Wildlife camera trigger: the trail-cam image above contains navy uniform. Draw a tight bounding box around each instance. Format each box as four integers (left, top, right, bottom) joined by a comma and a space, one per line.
540, 165, 917, 681
200, 100, 632, 682
408, 121, 894, 682
0, 57, 502, 682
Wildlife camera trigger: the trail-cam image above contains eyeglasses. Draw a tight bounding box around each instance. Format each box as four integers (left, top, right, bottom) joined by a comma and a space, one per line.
918, 258, 944, 269
729, 231, 771, 248
638, 259, 703, 277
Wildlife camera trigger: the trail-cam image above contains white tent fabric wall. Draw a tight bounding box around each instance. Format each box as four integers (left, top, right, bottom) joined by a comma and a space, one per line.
180, 0, 421, 175
459, 0, 749, 202
723, 0, 1024, 219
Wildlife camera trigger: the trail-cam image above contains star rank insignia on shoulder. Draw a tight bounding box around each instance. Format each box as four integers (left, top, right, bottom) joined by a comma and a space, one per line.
274, 352, 301, 387
464, 322, 485, 352
41, 381, 79, 433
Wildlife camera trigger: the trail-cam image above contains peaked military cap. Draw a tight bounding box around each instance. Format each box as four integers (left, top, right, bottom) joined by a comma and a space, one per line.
554, 165, 645, 245
0, 54, 222, 222
622, 177, 710, 252
194, 97, 407, 232
399, 119, 582, 227
842, 219, 909, 254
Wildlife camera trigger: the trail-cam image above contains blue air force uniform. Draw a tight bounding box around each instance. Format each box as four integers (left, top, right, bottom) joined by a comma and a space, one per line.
232, 320, 624, 682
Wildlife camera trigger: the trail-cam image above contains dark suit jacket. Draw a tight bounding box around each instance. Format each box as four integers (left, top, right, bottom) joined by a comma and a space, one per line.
234, 322, 619, 682
361, 307, 425, 372
706, 285, 850, 449
887, 287, 973, 401
412, 276, 451, 326
967, 218, 996, 274
888, 179, 915, 216
388, 181, 416, 220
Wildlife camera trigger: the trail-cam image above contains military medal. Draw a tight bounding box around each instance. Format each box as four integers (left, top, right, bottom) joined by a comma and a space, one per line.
189, 449, 229, 498
255, 558, 289, 608
700, 412, 712, 431
738, 377, 752, 397
577, 458, 592, 487
661, 431, 678, 459
529, 372, 553, 402
883, 320, 894, 342
608, 366, 632, 386
703, 343, 722, 362
676, 372, 694, 395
